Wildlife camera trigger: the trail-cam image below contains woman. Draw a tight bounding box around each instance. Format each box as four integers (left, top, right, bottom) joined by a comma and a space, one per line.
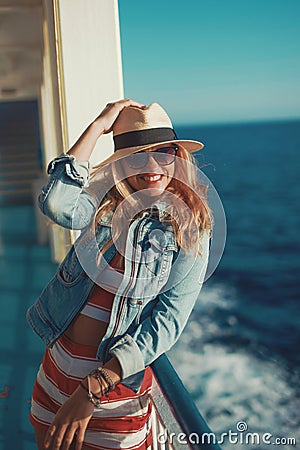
27, 99, 212, 450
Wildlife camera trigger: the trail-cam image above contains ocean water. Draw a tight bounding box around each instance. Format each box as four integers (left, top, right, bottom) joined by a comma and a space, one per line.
169, 120, 300, 449
1, 117, 298, 449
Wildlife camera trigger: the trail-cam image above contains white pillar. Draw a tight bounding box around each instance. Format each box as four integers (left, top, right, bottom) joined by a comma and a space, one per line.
39, 0, 124, 261
56, 0, 124, 165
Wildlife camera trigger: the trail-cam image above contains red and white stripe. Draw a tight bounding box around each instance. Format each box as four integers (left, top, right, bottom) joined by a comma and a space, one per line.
80, 285, 113, 322
81, 265, 123, 322
30, 259, 153, 449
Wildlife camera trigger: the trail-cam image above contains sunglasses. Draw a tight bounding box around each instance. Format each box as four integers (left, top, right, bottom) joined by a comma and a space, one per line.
125, 146, 179, 169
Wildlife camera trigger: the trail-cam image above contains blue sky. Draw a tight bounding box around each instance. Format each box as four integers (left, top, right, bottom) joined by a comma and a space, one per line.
118, 0, 300, 124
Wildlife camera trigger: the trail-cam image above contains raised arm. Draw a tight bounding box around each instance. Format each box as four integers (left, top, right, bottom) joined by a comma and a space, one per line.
38, 99, 145, 230
67, 99, 145, 161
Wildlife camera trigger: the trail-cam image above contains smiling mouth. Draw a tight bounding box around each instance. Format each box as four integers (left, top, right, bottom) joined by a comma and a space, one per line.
140, 174, 163, 182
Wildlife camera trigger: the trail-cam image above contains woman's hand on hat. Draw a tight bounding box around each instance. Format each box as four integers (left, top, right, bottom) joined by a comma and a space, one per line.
94, 98, 146, 135
67, 99, 145, 162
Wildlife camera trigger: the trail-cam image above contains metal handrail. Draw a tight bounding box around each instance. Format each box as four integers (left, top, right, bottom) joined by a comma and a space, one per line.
151, 354, 222, 450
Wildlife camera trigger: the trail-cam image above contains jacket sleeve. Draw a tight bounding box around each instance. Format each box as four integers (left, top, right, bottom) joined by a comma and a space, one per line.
38, 153, 97, 230
109, 232, 210, 380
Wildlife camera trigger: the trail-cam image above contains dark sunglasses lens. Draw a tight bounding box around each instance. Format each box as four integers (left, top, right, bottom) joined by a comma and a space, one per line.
126, 146, 178, 168
154, 147, 177, 164
126, 153, 148, 168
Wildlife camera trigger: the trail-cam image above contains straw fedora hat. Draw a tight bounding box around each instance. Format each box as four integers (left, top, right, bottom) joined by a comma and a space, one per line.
100, 102, 204, 166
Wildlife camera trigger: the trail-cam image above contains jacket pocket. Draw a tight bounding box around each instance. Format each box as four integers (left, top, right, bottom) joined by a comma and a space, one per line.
142, 227, 176, 272
57, 268, 85, 286
143, 244, 176, 283
58, 245, 85, 284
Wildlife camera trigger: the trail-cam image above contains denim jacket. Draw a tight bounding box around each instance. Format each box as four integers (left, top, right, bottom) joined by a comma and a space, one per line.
26, 153, 209, 392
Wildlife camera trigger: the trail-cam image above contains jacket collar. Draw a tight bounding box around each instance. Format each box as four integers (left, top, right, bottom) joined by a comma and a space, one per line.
98, 201, 173, 226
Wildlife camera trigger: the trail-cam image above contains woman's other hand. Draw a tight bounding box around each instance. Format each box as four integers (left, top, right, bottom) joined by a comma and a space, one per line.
44, 385, 94, 450
94, 98, 146, 135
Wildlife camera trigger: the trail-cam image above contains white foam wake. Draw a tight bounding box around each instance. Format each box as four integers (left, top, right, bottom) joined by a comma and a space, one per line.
168, 284, 299, 449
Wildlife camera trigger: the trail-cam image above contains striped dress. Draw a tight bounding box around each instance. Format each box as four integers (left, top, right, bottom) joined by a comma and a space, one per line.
30, 259, 153, 450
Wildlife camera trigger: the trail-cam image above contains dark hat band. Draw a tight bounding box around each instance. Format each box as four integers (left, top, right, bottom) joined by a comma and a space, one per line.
113, 127, 177, 151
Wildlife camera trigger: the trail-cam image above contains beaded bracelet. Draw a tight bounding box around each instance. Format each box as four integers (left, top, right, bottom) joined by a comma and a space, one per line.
98, 368, 115, 391
89, 368, 115, 393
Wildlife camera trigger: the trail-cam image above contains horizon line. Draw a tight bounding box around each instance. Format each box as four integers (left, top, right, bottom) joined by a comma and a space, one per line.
175, 116, 300, 128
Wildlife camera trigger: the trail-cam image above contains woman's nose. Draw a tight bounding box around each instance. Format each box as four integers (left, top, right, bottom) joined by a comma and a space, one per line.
144, 154, 162, 171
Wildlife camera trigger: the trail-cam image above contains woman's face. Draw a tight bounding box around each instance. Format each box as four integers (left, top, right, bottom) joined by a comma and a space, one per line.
121, 146, 177, 196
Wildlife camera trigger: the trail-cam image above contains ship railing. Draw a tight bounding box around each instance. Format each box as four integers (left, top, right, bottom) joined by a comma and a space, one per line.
150, 354, 222, 450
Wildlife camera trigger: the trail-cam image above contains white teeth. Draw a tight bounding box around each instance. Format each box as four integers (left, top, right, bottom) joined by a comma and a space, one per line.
142, 175, 161, 181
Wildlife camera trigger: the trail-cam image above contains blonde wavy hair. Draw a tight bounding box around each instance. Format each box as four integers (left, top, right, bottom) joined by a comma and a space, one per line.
86, 145, 212, 259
